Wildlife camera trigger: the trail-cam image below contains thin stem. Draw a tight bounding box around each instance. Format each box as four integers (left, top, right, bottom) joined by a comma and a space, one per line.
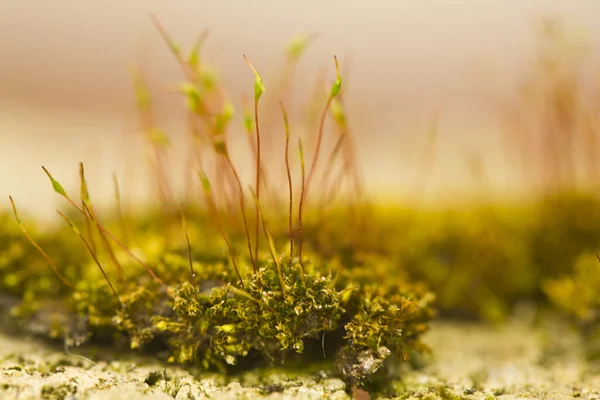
297, 138, 306, 268
9, 196, 75, 290
253, 99, 261, 262
151, 14, 208, 82
99, 226, 172, 297
317, 133, 346, 194
199, 173, 245, 288
343, 127, 366, 207
150, 14, 186, 65
131, 67, 173, 211
79, 163, 96, 257
279, 102, 294, 263
243, 97, 270, 197
242, 55, 264, 264
43, 164, 124, 279
39, 168, 165, 292
82, 203, 97, 256
305, 95, 334, 201
221, 154, 256, 272
180, 203, 196, 284
79, 193, 125, 281
250, 187, 287, 294
57, 210, 121, 306
112, 173, 129, 246
323, 162, 350, 208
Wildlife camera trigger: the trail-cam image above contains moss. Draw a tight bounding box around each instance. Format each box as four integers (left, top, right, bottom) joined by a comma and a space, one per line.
397, 207, 535, 321
0, 206, 435, 389
544, 252, 600, 359
337, 282, 433, 386
0, 20, 438, 392
5, 15, 600, 399
306, 192, 600, 323
5, 190, 600, 383
531, 192, 600, 279
544, 253, 600, 324
6, 191, 600, 387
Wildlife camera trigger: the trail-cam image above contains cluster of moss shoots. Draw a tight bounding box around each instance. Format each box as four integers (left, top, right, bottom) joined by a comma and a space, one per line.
1, 17, 434, 394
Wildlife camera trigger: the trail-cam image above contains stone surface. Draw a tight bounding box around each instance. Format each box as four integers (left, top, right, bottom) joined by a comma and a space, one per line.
1, 315, 599, 399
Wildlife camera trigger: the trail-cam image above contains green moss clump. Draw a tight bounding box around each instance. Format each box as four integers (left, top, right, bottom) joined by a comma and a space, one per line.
1, 200, 435, 390
156, 261, 344, 368
531, 192, 600, 279
337, 287, 433, 386
304, 192, 600, 323
397, 208, 535, 321
544, 252, 600, 359
0, 20, 438, 392
544, 253, 600, 324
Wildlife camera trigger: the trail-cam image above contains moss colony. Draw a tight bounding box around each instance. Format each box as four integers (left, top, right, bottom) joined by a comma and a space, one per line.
2, 16, 600, 399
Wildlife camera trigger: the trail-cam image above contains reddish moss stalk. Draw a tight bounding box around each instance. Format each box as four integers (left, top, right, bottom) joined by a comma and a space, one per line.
253, 89, 262, 261
250, 188, 287, 294
112, 173, 129, 246
199, 171, 245, 288
297, 138, 306, 268
305, 56, 342, 202
280, 102, 294, 262
242, 55, 265, 265
222, 153, 257, 273
305, 95, 334, 201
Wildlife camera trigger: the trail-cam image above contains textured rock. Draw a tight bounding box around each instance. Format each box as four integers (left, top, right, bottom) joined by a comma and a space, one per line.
1, 317, 599, 399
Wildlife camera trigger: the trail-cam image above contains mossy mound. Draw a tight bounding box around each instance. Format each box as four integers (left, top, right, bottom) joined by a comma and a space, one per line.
0, 204, 435, 393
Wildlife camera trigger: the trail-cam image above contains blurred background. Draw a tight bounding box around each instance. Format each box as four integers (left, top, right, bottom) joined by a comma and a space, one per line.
1, 0, 599, 218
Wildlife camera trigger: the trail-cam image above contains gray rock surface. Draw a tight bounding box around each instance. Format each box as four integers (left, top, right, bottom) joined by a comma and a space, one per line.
1, 316, 599, 399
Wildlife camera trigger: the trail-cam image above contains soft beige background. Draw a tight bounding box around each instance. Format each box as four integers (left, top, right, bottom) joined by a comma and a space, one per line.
1, 1, 599, 218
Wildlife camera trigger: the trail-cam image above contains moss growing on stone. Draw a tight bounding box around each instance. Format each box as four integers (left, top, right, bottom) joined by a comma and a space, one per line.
0, 19, 436, 395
